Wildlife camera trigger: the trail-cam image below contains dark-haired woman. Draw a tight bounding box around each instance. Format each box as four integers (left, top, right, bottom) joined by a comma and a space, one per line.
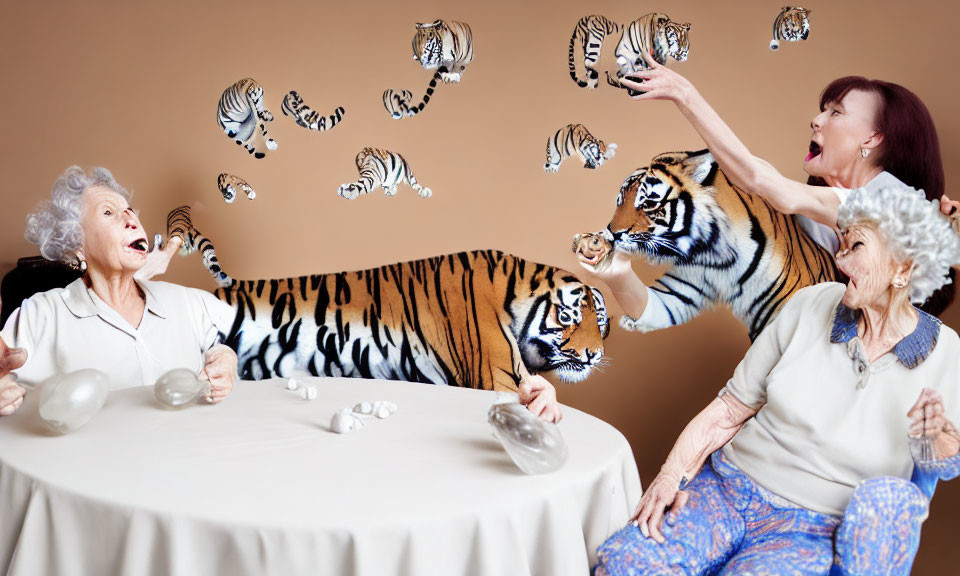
582, 59, 956, 321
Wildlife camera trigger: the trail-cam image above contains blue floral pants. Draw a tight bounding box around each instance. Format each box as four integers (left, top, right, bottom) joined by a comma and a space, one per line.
595, 451, 941, 576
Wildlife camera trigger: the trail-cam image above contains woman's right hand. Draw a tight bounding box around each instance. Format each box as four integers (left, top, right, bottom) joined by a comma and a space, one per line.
618, 55, 695, 105
0, 338, 28, 417
573, 233, 634, 285
631, 466, 689, 544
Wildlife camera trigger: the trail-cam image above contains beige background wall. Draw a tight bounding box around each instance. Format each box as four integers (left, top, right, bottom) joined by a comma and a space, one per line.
2, 0, 958, 572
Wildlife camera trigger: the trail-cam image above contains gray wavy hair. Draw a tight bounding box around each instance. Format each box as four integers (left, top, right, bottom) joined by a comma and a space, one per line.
25, 166, 131, 264
838, 185, 960, 305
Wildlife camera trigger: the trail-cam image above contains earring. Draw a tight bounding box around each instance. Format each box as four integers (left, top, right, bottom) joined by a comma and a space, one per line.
861, 148, 871, 159
892, 278, 906, 289
76, 253, 87, 273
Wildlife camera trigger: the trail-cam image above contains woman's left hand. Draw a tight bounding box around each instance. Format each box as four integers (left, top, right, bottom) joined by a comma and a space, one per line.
200, 344, 238, 404
618, 55, 694, 105
908, 388, 960, 459
134, 235, 183, 282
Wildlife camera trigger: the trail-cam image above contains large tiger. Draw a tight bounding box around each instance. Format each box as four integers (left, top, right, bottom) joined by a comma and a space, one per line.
216, 78, 278, 159
165, 208, 610, 391
545, 124, 617, 173
281, 90, 346, 132
383, 20, 473, 119
605, 14, 690, 97
770, 6, 811, 51
568, 15, 621, 89
573, 149, 839, 341
338, 148, 432, 199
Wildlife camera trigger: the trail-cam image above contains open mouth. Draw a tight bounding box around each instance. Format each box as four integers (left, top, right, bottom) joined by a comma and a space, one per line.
127, 238, 149, 253
805, 140, 822, 163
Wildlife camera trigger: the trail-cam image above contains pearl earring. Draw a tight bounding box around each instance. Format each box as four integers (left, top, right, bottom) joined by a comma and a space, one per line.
861, 148, 871, 159
892, 278, 906, 289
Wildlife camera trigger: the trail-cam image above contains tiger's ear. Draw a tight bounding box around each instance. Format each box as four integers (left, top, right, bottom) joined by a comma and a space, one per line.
681, 22, 691, 30
683, 151, 717, 185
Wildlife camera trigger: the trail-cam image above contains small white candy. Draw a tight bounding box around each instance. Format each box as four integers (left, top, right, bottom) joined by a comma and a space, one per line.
354, 401, 373, 415
287, 379, 299, 391
299, 387, 309, 400
375, 405, 391, 419
331, 408, 364, 434
306, 386, 317, 400
372, 400, 397, 418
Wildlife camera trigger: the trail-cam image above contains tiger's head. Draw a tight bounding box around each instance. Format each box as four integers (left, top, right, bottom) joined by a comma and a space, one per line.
779, 7, 811, 42
412, 20, 446, 69
665, 21, 691, 62
579, 138, 617, 169
514, 278, 610, 383
603, 150, 734, 264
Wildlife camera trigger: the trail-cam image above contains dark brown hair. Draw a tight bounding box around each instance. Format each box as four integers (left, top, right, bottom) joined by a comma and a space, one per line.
808, 76, 953, 316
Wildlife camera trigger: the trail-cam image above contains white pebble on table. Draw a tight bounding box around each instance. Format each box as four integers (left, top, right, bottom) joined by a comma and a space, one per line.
306, 386, 317, 400
287, 379, 299, 391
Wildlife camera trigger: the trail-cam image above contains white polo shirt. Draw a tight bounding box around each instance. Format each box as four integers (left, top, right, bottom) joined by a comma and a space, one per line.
721, 282, 960, 517
1, 278, 238, 390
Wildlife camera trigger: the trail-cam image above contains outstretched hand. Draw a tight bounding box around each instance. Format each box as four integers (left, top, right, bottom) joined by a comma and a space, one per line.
0, 337, 28, 417
135, 235, 184, 282
618, 55, 694, 104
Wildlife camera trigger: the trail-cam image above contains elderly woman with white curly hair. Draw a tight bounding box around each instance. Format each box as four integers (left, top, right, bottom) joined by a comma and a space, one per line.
595, 185, 960, 576
0, 166, 239, 417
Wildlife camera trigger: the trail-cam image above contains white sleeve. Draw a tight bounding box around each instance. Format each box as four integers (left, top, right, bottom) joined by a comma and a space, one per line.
832, 186, 851, 204
0, 296, 56, 387
619, 284, 674, 333
192, 289, 239, 352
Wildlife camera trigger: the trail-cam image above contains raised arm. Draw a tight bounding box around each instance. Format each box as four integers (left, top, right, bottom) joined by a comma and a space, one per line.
620, 60, 841, 227
632, 393, 757, 542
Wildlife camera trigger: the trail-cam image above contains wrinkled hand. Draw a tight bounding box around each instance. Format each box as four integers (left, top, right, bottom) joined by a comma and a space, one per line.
135, 235, 184, 282
940, 195, 960, 236
518, 374, 562, 423
631, 466, 688, 543
908, 388, 960, 459
199, 344, 238, 404
0, 337, 28, 417
618, 55, 694, 104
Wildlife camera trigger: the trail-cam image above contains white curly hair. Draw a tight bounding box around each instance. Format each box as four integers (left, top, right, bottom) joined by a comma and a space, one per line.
25, 166, 131, 265
838, 185, 960, 305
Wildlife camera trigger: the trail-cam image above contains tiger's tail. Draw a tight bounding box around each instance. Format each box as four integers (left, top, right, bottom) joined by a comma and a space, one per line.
568, 27, 589, 88
281, 90, 346, 131
382, 67, 446, 119
770, 11, 783, 50
166, 205, 234, 288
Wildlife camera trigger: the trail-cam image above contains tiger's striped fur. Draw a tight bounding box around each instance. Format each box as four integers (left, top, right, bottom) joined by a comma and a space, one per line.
605, 14, 690, 96
338, 148, 431, 200
574, 149, 839, 340
568, 15, 621, 89
770, 6, 810, 51
281, 90, 345, 131
545, 124, 617, 172
216, 78, 277, 159
383, 20, 473, 119
164, 207, 610, 389
217, 173, 256, 203
166, 206, 233, 287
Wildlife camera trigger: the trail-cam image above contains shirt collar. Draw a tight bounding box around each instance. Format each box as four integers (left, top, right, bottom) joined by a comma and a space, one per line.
830, 301, 941, 369
60, 278, 167, 320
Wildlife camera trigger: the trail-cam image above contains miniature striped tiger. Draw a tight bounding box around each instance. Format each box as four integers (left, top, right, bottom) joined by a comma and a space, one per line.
770, 6, 811, 51
383, 20, 473, 119
568, 15, 621, 89
165, 209, 611, 390
338, 148, 431, 200
574, 149, 839, 340
217, 173, 256, 203
281, 90, 345, 131
216, 78, 277, 159
606, 14, 690, 96
166, 206, 233, 287
545, 124, 617, 172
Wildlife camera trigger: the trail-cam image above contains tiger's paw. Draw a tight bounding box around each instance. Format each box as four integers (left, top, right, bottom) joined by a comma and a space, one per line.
604, 143, 618, 159
338, 184, 361, 200
544, 163, 560, 173
265, 138, 278, 151
572, 232, 614, 272
418, 187, 432, 198
440, 72, 462, 83
383, 186, 398, 196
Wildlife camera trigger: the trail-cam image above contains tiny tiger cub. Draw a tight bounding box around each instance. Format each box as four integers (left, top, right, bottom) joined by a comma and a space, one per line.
545, 124, 617, 172
167, 206, 610, 391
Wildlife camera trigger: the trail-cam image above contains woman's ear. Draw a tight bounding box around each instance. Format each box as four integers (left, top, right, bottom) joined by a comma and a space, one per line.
862, 131, 884, 155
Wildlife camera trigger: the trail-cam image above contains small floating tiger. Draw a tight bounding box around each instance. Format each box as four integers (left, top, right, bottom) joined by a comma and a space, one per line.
545, 124, 617, 172
166, 206, 233, 287
383, 20, 473, 119
568, 15, 621, 89
770, 6, 811, 51
217, 173, 256, 203
605, 13, 690, 96
165, 208, 611, 391
216, 78, 277, 159
338, 148, 431, 199
281, 90, 346, 131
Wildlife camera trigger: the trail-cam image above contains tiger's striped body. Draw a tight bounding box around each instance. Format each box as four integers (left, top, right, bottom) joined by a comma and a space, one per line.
164, 207, 611, 390
575, 149, 838, 340
338, 148, 431, 199
383, 20, 473, 119
606, 14, 690, 96
568, 15, 621, 89
167, 206, 233, 287
217, 173, 256, 203
770, 6, 810, 51
545, 124, 617, 172
216, 78, 278, 159
281, 90, 345, 132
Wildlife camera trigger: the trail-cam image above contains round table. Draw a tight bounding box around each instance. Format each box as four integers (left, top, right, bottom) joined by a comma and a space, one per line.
0, 378, 641, 576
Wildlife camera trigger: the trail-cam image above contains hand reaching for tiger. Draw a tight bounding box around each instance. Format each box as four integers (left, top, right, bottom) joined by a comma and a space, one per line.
519, 374, 562, 423
573, 232, 634, 282
617, 54, 694, 105
134, 235, 183, 282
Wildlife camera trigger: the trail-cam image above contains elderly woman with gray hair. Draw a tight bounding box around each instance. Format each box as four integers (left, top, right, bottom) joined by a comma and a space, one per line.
595, 185, 960, 575
0, 166, 238, 417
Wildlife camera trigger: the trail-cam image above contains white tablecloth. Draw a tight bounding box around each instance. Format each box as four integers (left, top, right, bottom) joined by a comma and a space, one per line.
0, 378, 641, 576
